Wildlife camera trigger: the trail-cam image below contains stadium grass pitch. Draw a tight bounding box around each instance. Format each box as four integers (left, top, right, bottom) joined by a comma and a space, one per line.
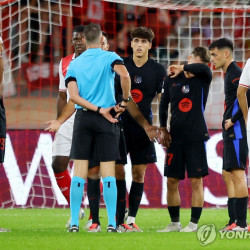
0, 208, 249, 249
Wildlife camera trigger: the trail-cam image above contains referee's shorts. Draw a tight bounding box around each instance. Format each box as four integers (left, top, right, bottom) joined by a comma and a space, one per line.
70, 109, 120, 162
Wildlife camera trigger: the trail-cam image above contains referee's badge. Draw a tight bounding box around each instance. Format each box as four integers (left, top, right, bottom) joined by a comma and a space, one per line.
182, 85, 190, 94
134, 76, 142, 84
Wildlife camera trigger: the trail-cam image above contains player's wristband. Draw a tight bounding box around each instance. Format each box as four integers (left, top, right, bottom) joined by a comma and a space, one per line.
96, 106, 101, 114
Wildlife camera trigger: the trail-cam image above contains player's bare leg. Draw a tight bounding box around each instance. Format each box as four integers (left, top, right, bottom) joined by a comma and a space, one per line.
157, 177, 182, 232
180, 177, 203, 232
126, 164, 147, 232
115, 164, 132, 232
167, 177, 180, 206
231, 169, 248, 231
220, 170, 236, 231
86, 166, 101, 232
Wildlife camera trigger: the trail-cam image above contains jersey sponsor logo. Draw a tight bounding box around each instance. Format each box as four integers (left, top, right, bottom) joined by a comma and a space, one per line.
134, 76, 142, 84
182, 85, 190, 93
179, 98, 192, 112
131, 89, 143, 103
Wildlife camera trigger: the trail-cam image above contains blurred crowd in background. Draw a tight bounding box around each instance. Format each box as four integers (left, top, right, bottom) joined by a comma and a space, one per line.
14, 0, 250, 68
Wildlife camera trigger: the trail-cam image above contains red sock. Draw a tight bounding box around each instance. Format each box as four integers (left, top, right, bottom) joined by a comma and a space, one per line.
54, 170, 71, 204
88, 213, 92, 220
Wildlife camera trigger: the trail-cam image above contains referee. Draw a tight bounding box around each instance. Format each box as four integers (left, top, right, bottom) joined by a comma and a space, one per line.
65, 23, 131, 233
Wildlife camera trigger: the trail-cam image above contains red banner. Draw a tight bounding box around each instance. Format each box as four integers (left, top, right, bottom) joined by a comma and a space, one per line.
0, 130, 228, 208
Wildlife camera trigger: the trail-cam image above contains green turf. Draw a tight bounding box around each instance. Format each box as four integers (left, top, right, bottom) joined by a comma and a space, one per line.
0, 208, 249, 249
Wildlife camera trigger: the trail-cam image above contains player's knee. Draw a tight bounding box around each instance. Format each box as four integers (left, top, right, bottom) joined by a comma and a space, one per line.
88, 166, 101, 179
167, 178, 179, 190
231, 169, 246, 184
190, 177, 202, 190
52, 156, 69, 174
222, 170, 232, 184
132, 171, 145, 182
115, 165, 125, 180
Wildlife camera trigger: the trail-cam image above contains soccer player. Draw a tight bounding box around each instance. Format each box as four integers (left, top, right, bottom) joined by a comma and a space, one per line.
158, 47, 212, 232
115, 26, 167, 232
0, 36, 11, 233
51, 25, 86, 227
66, 23, 131, 233
209, 38, 248, 231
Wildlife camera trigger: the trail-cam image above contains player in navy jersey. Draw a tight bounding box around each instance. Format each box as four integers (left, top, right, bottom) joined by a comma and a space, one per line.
115, 27, 167, 232
0, 36, 11, 233
209, 38, 248, 231
158, 47, 212, 232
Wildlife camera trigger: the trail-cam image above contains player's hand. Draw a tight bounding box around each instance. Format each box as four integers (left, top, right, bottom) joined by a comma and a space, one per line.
168, 65, 184, 78
184, 71, 195, 78
99, 107, 119, 123
114, 101, 128, 116
224, 119, 234, 131
144, 125, 160, 142
44, 120, 61, 132
159, 127, 172, 149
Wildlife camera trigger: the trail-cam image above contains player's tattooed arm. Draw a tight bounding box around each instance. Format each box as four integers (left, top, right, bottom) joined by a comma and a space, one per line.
126, 99, 159, 141
159, 127, 172, 149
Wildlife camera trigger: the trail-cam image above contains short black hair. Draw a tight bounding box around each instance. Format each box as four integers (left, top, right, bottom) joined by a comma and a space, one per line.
131, 27, 155, 43
102, 31, 108, 40
191, 47, 210, 64
73, 25, 85, 33
84, 23, 102, 44
208, 38, 234, 52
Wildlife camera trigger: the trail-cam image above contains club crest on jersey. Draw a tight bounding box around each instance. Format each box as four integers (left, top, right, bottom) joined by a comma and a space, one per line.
134, 76, 142, 84
182, 85, 190, 94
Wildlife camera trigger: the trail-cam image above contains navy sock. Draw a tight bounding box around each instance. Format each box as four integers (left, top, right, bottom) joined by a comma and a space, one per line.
191, 207, 202, 224
235, 197, 248, 228
116, 179, 127, 225
87, 178, 100, 224
70, 176, 85, 227
103, 176, 117, 227
168, 206, 180, 222
228, 197, 236, 225
128, 182, 144, 218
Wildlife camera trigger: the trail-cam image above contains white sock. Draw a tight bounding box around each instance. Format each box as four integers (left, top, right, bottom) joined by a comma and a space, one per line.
171, 222, 181, 226
188, 222, 198, 229
127, 216, 135, 225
